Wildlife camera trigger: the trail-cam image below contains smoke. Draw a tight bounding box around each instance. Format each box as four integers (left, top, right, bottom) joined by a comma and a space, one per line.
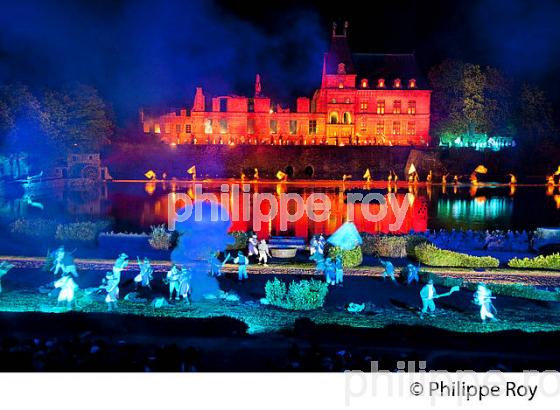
0, 0, 327, 123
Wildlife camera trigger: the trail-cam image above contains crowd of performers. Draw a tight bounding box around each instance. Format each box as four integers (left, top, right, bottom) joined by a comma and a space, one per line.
0, 238, 498, 323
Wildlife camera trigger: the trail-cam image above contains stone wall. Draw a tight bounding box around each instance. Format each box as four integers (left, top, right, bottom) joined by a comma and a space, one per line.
104, 143, 518, 180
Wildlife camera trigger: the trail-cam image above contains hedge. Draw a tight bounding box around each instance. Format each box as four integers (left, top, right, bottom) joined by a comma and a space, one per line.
508, 253, 560, 271
414, 243, 500, 268
327, 245, 363, 268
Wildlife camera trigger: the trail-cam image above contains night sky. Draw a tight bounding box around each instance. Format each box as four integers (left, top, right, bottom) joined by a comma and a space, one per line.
0, 0, 559, 124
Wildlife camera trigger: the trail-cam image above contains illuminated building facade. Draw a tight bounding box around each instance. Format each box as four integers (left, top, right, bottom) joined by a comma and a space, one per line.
141, 22, 431, 146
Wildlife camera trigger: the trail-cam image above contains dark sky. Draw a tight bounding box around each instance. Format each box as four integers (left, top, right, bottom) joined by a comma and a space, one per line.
1, 0, 559, 123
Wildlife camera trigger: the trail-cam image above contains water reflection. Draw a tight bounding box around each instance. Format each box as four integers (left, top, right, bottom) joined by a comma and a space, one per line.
0, 181, 559, 236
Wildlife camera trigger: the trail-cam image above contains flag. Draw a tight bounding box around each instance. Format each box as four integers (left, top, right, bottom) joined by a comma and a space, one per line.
276, 170, 287, 180
187, 165, 196, 175
554, 166, 560, 176
474, 165, 488, 174
363, 168, 371, 179
408, 163, 417, 175
144, 170, 156, 180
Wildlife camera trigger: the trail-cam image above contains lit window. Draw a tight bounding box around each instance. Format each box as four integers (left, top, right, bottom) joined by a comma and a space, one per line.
270, 119, 278, 134
407, 121, 416, 135
343, 112, 351, 124
360, 101, 368, 111
154, 124, 161, 134
309, 120, 317, 134
377, 78, 385, 88
289, 120, 297, 135
185, 124, 191, 133
361, 79, 369, 88
376, 121, 384, 135
407, 101, 416, 115
338, 83, 344, 89
376, 101, 385, 115
143, 123, 151, 133
393, 78, 401, 88
408, 79, 416, 88
329, 112, 339, 124
204, 119, 212, 134
331, 98, 337, 103
219, 119, 227, 134
360, 120, 367, 133
392, 121, 400, 135
247, 119, 255, 134
176, 124, 181, 134
393, 101, 401, 114
164, 124, 171, 133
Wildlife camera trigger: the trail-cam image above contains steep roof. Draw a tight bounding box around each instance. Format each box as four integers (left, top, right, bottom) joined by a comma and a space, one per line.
352, 53, 429, 89
325, 35, 355, 75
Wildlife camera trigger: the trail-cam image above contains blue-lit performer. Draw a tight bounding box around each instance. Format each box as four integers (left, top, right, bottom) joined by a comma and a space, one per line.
380, 259, 396, 282
324, 257, 336, 285
405, 263, 420, 284
419, 279, 459, 319
0, 261, 14, 294
102, 270, 120, 311
473, 283, 497, 322
309, 235, 318, 256
134, 257, 153, 289
178, 266, 192, 304
248, 234, 259, 258
317, 234, 326, 255
310, 251, 326, 276
51, 246, 78, 278
165, 264, 181, 300
233, 251, 249, 281
209, 251, 224, 277
54, 273, 78, 309
335, 254, 344, 285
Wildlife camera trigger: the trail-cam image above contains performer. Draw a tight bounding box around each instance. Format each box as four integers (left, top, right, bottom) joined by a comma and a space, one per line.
165, 264, 181, 300
335, 254, 344, 285
419, 279, 460, 318
209, 251, 224, 277
112, 253, 129, 280
178, 266, 192, 304
134, 257, 153, 289
233, 251, 249, 281
426, 170, 433, 184
102, 270, 120, 311
51, 246, 78, 277
54, 274, 78, 309
380, 259, 396, 282
258, 239, 272, 266
405, 263, 420, 284
324, 258, 336, 285
0, 261, 14, 294
473, 283, 498, 322
310, 252, 326, 276
247, 235, 259, 257
309, 235, 318, 256
317, 234, 326, 255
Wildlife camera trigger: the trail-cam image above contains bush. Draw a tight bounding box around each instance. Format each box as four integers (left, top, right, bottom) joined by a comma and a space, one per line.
414, 243, 500, 268
227, 231, 249, 250
148, 224, 171, 250
55, 222, 99, 242
327, 245, 363, 268
264, 278, 328, 310
10, 218, 57, 238
361, 233, 430, 258
508, 253, 560, 270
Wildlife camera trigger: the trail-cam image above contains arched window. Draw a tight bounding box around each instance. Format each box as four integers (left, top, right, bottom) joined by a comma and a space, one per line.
393, 78, 401, 88
343, 112, 352, 124
377, 78, 385, 88
361, 79, 369, 88
408, 78, 416, 88
329, 112, 339, 124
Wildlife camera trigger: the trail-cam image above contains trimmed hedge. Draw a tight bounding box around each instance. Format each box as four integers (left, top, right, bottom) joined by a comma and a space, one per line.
508, 253, 560, 271
361, 233, 430, 258
327, 245, 363, 268
227, 231, 249, 250
414, 243, 500, 268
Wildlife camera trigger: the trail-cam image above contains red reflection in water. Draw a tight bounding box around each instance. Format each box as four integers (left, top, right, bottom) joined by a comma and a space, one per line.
147, 186, 428, 239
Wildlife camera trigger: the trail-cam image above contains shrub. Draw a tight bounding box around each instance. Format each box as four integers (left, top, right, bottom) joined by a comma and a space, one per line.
264, 278, 328, 310
414, 243, 500, 268
327, 245, 363, 268
361, 233, 430, 258
227, 231, 249, 250
508, 253, 560, 270
10, 218, 57, 238
148, 224, 171, 250
55, 222, 99, 242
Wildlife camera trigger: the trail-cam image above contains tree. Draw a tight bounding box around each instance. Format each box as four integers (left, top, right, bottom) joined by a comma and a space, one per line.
428, 60, 512, 142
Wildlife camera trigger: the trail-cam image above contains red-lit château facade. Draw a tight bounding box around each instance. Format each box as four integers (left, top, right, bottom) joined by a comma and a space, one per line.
141, 23, 431, 146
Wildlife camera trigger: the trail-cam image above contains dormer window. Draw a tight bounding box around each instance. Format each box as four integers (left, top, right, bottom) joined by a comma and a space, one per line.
338, 82, 344, 89
393, 78, 401, 88
377, 78, 385, 88
337, 63, 346, 74
361, 79, 369, 88
408, 78, 416, 88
